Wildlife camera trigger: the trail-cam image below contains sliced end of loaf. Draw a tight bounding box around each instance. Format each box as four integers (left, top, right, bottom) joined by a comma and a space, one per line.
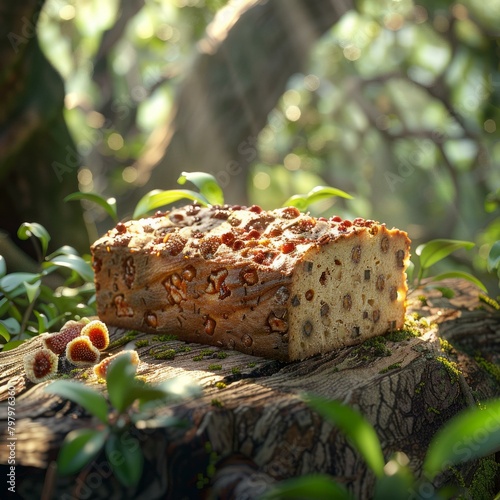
287, 226, 409, 360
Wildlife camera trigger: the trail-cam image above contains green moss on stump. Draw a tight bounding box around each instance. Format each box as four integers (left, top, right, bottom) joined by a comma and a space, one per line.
108, 331, 139, 350
150, 348, 176, 360
152, 334, 178, 342
468, 458, 499, 500
475, 355, 500, 384
436, 356, 461, 382
379, 362, 402, 374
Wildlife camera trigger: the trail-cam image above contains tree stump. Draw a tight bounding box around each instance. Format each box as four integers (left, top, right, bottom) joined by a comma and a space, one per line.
0, 279, 499, 499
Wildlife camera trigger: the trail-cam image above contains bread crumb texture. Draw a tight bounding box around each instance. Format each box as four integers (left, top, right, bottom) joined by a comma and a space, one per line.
91, 204, 411, 361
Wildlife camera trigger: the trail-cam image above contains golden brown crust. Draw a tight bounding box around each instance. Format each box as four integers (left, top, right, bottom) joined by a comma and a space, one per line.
91, 204, 411, 361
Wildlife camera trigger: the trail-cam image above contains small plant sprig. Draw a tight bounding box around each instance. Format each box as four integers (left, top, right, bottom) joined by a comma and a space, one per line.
487, 240, 500, 290
66, 171, 354, 222
0, 223, 95, 350
133, 171, 225, 218
263, 395, 500, 499
65, 172, 225, 222
409, 239, 487, 295
281, 185, 353, 211
45, 354, 201, 488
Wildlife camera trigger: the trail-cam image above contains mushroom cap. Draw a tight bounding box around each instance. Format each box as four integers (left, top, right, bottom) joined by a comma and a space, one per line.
93, 350, 140, 379
43, 320, 85, 355
81, 320, 110, 351
23, 348, 59, 383
66, 337, 101, 366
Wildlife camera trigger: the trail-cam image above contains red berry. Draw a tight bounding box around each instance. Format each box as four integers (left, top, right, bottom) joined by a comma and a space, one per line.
281, 242, 296, 254
246, 229, 260, 240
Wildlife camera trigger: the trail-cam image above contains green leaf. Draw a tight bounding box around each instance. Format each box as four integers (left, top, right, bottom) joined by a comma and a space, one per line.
434, 286, 455, 299
0, 323, 11, 342
283, 194, 308, 211
0, 272, 41, 294
45, 380, 109, 424
406, 259, 415, 283
282, 186, 353, 211
423, 399, 500, 479
64, 192, 118, 222
487, 241, 500, 272
133, 415, 185, 430
23, 279, 41, 303
262, 474, 353, 499
430, 271, 487, 293
105, 432, 143, 488
106, 354, 139, 413
304, 394, 385, 477
0, 297, 8, 316
177, 171, 224, 206
17, 223, 51, 258
2, 340, 25, 351
58, 428, 108, 476
373, 453, 414, 500
129, 383, 174, 408
156, 375, 202, 401
0, 255, 6, 278
416, 239, 475, 271
43, 254, 94, 283
34, 311, 49, 333
7, 303, 22, 322
133, 189, 210, 219
0, 318, 20, 334
137, 376, 201, 412
46, 245, 81, 260
305, 185, 354, 204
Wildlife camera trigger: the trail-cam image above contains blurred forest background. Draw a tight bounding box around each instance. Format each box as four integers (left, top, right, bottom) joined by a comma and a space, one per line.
1, 0, 499, 291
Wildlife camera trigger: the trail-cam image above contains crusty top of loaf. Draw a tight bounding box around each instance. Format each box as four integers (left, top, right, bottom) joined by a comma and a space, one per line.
92, 204, 409, 275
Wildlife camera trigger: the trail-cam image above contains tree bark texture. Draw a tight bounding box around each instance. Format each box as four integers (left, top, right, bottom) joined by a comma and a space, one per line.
0, 279, 499, 499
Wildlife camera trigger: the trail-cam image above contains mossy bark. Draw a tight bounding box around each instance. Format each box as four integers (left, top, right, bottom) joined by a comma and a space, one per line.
0, 279, 499, 499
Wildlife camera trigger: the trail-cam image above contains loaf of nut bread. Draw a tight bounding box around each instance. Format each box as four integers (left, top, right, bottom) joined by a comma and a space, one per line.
91, 204, 410, 361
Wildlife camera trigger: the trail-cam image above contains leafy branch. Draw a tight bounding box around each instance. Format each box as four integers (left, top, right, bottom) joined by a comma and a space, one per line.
0, 224, 95, 350
67, 171, 354, 221
488, 241, 500, 289
409, 238, 487, 295
281, 186, 353, 212
45, 354, 200, 487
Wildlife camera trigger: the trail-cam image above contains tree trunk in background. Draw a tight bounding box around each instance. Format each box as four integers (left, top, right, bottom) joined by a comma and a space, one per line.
0, 1, 88, 261
132, 0, 353, 207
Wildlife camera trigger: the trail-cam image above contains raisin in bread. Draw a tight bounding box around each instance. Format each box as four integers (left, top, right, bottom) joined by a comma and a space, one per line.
91, 204, 410, 361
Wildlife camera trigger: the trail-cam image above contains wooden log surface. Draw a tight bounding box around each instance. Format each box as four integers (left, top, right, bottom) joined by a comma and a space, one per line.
0, 279, 499, 499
